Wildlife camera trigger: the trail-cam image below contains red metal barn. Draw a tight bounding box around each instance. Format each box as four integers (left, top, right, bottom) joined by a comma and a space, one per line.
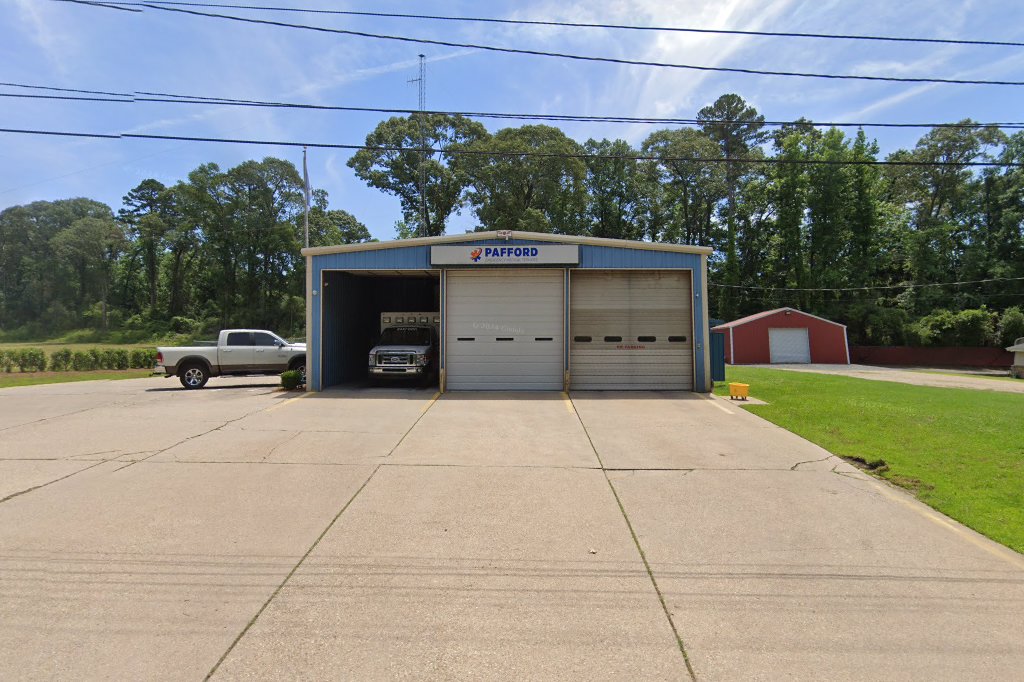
712, 308, 849, 365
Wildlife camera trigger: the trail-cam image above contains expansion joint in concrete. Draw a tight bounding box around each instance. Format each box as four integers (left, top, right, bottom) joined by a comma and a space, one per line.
203, 391, 441, 680
566, 396, 699, 682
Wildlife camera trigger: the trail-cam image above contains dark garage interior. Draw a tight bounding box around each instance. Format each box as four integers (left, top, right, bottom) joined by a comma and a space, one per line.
320, 270, 439, 388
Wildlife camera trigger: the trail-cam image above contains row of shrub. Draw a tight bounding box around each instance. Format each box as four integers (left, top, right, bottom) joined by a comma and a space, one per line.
0, 348, 158, 373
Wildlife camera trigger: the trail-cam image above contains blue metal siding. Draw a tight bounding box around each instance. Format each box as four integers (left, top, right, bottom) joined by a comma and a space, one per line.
310, 239, 710, 392
578, 245, 703, 270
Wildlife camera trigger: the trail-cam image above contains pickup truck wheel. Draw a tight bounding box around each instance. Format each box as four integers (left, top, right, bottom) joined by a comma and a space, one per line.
179, 364, 209, 389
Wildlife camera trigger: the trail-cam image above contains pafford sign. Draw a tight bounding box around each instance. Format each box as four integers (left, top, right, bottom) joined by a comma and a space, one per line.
431, 244, 579, 266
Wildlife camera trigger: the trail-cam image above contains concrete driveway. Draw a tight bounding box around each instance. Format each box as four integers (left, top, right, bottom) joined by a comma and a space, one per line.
752, 363, 1024, 393
1, 377, 1022, 680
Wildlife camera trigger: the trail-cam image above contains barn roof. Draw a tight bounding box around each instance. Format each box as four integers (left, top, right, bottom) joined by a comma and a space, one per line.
711, 307, 846, 330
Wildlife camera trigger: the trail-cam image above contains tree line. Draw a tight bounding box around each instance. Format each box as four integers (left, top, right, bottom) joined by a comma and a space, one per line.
348, 94, 1024, 347
0, 159, 371, 341
1, 93, 1023, 347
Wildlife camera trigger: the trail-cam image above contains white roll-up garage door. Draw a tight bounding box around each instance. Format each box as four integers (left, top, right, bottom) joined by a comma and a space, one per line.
445, 269, 564, 390
768, 328, 811, 363
570, 270, 693, 390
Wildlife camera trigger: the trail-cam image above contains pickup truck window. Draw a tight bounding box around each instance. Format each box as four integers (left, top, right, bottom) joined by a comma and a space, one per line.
227, 332, 252, 346
379, 327, 433, 346
253, 332, 279, 346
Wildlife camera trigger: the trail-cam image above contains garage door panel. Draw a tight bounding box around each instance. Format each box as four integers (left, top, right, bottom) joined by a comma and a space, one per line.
446, 270, 564, 391
769, 328, 811, 364
570, 271, 693, 391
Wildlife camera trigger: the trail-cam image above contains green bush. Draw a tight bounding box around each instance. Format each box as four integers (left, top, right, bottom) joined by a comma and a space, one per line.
50, 348, 73, 371
170, 316, 200, 335
116, 349, 130, 370
280, 370, 303, 390
911, 308, 997, 347
130, 349, 157, 368
71, 351, 96, 371
13, 348, 47, 372
999, 307, 1024, 347
951, 308, 996, 347
0, 351, 12, 373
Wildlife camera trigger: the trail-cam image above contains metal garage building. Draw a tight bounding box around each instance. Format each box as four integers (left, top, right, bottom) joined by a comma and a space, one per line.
302, 231, 712, 393
712, 307, 849, 365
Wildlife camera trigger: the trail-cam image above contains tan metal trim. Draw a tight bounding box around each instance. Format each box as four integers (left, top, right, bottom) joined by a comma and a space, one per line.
302, 231, 712, 257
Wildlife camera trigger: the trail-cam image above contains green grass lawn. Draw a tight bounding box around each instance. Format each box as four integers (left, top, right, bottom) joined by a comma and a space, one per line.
716, 367, 1024, 553
0, 369, 155, 388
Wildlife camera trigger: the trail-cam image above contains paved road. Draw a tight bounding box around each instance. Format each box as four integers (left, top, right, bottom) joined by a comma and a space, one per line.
750, 363, 1024, 393
1, 377, 1022, 680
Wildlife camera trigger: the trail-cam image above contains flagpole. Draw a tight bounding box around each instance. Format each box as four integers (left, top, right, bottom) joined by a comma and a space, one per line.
302, 146, 310, 249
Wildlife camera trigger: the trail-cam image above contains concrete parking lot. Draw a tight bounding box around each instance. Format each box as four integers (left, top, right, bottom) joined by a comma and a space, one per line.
1, 377, 1022, 680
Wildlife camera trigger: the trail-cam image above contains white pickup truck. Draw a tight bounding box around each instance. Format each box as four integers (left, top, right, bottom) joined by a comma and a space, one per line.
157, 329, 306, 389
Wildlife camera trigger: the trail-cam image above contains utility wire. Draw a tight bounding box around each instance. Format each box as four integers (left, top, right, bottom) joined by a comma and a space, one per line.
77, 1, 1024, 49
54, 1, 1024, 87
708, 276, 1024, 291
3, 82, 1024, 130
2, 126, 1021, 167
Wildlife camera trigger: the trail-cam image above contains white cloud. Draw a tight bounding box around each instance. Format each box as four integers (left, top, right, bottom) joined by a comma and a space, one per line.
12, 0, 78, 72
285, 49, 478, 101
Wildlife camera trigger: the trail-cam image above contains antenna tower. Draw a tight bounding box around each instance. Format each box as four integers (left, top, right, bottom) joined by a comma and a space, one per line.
408, 54, 428, 235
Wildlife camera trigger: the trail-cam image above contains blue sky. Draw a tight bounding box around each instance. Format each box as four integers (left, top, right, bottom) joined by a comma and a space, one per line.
2, 0, 1023, 240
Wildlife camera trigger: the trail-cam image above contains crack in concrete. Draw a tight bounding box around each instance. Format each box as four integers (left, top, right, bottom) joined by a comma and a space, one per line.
790, 455, 835, 471
203, 391, 441, 680
113, 402, 289, 472
260, 431, 301, 463
0, 457, 119, 505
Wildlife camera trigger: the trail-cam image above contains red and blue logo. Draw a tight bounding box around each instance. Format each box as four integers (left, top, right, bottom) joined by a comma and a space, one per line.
470, 248, 483, 262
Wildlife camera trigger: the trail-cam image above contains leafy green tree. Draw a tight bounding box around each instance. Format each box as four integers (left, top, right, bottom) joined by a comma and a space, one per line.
640, 128, 725, 246
459, 125, 589, 234
697, 94, 767, 319
307, 190, 374, 246
119, 179, 176, 316
582, 138, 644, 240
51, 215, 125, 330
348, 114, 487, 237
998, 307, 1024, 346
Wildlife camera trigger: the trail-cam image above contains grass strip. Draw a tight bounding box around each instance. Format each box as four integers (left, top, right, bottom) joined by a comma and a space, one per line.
715, 367, 1024, 554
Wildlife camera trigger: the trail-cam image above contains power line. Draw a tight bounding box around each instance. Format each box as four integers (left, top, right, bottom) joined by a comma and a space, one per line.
708, 276, 1024, 292
55, 1, 1024, 88
4, 82, 1024, 131
0, 81, 131, 98
76, 1, 1024, 49
2, 126, 1021, 167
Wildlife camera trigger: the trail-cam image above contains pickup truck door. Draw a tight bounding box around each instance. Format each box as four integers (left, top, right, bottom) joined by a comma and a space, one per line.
220, 331, 255, 372
252, 331, 288, 371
